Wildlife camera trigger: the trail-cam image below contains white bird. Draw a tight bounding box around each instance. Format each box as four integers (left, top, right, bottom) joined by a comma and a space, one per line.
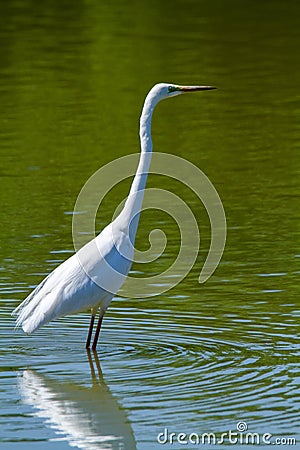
13, 83, 216, 350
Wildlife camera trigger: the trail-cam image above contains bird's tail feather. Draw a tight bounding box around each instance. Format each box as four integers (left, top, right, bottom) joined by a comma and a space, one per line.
12, 272, 55, 333
13, 290, 57, 334
12, 272, 52, 318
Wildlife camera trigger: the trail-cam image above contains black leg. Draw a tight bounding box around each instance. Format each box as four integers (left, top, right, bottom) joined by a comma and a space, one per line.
92, 314, 104, 351
85, 314, 95, 349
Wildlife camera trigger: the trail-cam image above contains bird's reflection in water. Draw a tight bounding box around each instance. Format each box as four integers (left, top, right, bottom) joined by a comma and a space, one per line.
18, 350, 136, 450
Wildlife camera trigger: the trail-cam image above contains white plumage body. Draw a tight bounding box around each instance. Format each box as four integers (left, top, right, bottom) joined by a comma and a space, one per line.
13, 220, 133, 334
13, 82, 215, 348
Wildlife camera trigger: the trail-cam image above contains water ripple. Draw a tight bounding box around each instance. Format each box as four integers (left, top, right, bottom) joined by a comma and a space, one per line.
1, 301, 299, 446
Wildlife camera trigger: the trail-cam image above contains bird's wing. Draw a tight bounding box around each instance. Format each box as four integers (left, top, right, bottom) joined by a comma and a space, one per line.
12, 269, 54, 317
13, 224, 133, 334
12, 254, 87, 333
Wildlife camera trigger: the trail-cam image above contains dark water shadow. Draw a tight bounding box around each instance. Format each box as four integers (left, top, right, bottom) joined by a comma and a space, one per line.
17, 350, 136, 450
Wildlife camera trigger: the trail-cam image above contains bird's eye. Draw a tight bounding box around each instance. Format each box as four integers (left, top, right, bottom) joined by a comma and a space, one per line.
168, 85, 176, 93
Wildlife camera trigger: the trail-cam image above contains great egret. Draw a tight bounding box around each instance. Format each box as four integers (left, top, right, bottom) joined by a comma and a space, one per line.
13, 83, 216, 350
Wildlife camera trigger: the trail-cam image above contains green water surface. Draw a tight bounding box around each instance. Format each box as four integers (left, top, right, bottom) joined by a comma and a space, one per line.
1, 1, 299, 449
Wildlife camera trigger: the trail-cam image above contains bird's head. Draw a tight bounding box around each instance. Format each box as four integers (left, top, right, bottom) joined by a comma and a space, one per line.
149, 83, 216, 102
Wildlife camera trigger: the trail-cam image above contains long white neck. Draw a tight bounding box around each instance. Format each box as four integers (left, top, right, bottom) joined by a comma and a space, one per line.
117, 92, 158, 243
